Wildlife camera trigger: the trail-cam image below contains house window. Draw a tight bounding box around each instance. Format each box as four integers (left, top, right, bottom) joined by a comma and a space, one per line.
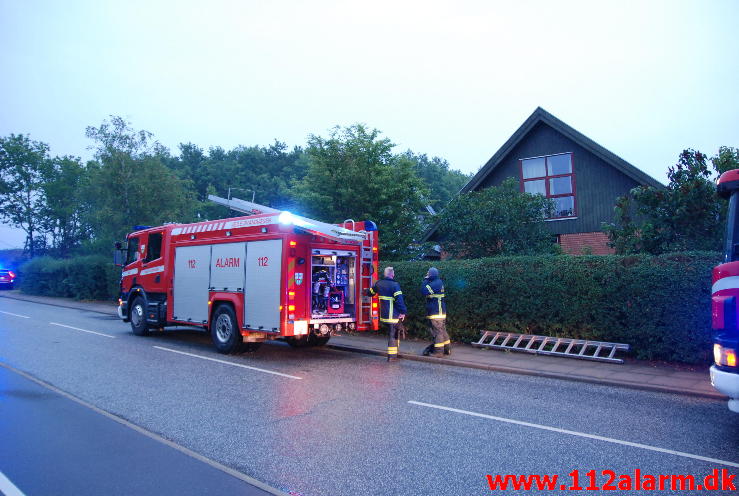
520, 152, 576, 218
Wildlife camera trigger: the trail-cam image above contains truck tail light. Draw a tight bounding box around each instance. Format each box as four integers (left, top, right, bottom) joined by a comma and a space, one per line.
372, 302, 378, 309
8, 271, 15, 279
288, 305, 295, 311
714, 343, 737, 367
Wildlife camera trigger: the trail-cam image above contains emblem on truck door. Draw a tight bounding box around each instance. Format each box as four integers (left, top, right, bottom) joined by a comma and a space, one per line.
295, 272, 303, 285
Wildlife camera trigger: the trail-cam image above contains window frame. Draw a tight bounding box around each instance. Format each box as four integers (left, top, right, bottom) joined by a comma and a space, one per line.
125, 237, 140, 266
144, 232, 164, 263
519, 152, 577, 220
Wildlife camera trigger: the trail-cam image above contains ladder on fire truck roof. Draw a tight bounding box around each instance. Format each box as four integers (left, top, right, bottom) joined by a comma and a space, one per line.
207, 195, 367, 245
473, 330, 630, 364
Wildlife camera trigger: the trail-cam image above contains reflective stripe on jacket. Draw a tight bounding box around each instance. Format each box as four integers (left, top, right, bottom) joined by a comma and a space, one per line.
369, 277, 407, 324
421, 276, 446, 319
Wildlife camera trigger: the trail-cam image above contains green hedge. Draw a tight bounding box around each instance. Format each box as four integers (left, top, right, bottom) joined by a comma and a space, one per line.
18, 252, 720, 363
386, 252, 720, 364
19, 255, 119, 301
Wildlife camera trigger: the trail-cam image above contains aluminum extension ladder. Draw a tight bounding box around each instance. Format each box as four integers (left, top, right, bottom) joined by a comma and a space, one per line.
473, 331, 630, 364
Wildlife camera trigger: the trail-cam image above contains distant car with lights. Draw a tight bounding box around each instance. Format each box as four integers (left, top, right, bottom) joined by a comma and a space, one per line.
711, 170, 739, 412
114, 195, 380, 354
0, 269, 16, 289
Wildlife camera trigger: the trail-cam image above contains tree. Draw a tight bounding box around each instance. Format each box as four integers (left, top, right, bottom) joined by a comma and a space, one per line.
292, 124, 428, 256
434, 178, 556, 258
604, 147, 739, 254
0, 134, 51, 256
83, 116, 194, 251
40, 155, 90, 257
400, 151, 471, 211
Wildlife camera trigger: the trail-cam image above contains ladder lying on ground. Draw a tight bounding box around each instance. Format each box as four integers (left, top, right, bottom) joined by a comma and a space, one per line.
472, 331, 630, 364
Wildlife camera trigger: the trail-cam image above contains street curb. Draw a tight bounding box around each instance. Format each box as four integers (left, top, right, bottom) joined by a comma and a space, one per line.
2, 292, 726, 401
327, 343, 727, 401
0, 291, 117, 315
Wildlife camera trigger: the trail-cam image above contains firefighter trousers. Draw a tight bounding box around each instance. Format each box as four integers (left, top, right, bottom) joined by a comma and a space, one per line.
386, 322, 402, 358
427, 319, 450, 355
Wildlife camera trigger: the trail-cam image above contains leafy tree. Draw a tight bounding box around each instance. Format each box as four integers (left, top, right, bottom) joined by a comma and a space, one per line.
167, 141, 307, 219
83, 116, 194, 251
0, 134, 51, 256
292, 124, 428, 256
40, 155, 90, 257
434, 178, 556, 258
400, 151, 471, 211
604, 147, 739, 254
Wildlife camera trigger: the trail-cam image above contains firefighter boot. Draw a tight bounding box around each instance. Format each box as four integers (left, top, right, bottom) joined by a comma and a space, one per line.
430, 343, 444, 357
444, 343, 451, 355
422, 344, 434, 356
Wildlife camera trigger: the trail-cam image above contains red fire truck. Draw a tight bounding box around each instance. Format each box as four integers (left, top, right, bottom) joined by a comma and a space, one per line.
116, 195, 379, 353
711, 170, 739, 412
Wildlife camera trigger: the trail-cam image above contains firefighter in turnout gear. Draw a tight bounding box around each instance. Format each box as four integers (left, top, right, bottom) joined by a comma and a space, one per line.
368, 267, 407, 361
420, 267, 451, 357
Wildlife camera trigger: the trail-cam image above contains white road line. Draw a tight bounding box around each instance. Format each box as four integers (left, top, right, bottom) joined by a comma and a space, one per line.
153, 346, 303, 380
49, 322, 115, 339
0, 470, 26, 496
0, 310, 30, 319
408, 400, 739, 469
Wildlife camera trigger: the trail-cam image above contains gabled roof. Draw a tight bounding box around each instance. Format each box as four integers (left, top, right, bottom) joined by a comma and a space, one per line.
421, 107, 664, 242
462, 106, 664, 193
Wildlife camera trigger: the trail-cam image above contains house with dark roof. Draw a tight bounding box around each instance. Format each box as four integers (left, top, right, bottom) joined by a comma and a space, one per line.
424, 107, 664, 255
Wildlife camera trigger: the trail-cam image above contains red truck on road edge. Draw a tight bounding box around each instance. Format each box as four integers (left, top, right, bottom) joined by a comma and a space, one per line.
711, 170, 739, 412
116, 196, 379, 354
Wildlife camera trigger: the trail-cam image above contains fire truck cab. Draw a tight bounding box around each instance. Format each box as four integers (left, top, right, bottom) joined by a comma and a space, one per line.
711, 170, 739, 412
116, 196, 379, 354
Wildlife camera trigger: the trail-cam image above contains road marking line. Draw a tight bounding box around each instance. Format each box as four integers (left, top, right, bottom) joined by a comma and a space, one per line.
49, 322, 115, 338
408, 400, 739, 469
0, 470, 26, 496
153, 346, 303, 380
0, 310, 30, 318
0, 362, 293, 496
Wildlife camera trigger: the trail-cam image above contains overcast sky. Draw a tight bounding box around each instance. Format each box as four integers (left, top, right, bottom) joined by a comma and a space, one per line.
1, 0, 737, 248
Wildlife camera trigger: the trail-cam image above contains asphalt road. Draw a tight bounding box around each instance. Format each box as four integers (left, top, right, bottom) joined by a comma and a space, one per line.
0, 296, 737, 495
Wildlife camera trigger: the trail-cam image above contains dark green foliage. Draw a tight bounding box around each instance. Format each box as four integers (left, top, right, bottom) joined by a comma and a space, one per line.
0, 134, 51, 256
19, 255, 119, 300
292, 124, 429, 256
387, 252, 719, 364
400, 151, 471, 210
435, 178, 557, 258
605, 148, 739, 254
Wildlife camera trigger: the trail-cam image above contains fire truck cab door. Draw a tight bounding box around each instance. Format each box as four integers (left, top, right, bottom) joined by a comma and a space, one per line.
173, 245, 211, 323
244, 239, 282, 332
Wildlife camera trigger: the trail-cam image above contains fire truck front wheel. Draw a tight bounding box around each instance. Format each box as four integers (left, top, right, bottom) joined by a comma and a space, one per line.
130, 297, 150, 336
211, 304, 243, 354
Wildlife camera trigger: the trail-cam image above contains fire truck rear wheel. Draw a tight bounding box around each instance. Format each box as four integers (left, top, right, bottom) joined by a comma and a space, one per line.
311, 335, 330, 346
211, 304, 243, 354
285, 336, 311, 348
130, 297, 149, 336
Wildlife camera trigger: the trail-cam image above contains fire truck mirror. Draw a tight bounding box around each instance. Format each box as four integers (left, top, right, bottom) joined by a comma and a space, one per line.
114, 242, 122, 250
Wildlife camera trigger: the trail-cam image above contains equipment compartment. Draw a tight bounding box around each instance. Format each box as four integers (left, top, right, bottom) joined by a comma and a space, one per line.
310, 249, 356, 319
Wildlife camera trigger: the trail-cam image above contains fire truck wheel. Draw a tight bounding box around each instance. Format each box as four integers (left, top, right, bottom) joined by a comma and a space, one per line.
211, 304, 243, 354
130, 297, 150, 336
285, 336, 311, 348
311, 335, 330, 347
